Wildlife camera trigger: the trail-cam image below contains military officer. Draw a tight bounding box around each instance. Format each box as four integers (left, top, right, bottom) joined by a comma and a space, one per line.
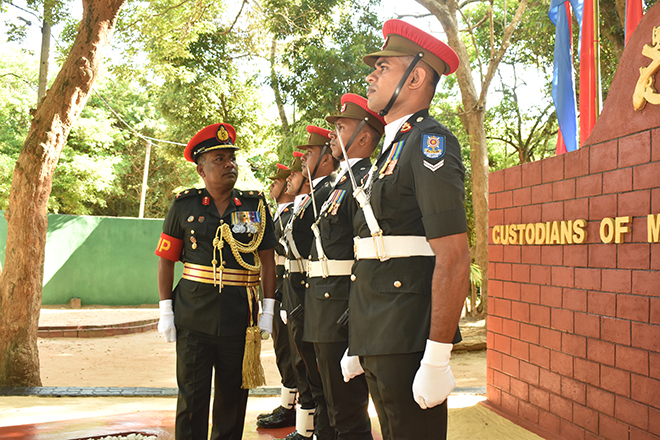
304, 93, 385, 440
155, 123, 277, 440
343, 20, 471, 440
257, 163, 298, 429
278, 126, 337, 440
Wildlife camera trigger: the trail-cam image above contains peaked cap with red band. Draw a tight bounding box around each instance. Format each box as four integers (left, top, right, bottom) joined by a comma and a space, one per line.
363, 19, 459, 76
290, 150, 304, 172
268, 163, 291, 180
296, 125, 332, 150
184, 123, 238, 163
326, 93, 386, 135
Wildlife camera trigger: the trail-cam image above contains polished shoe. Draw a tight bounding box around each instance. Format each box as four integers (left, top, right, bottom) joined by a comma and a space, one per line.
256, 406, 296, 429
257, 405, 293, 421
275, 430, 312, 440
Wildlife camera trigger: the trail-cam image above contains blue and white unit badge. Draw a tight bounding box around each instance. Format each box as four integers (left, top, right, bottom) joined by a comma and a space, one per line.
422, 133, 446, 172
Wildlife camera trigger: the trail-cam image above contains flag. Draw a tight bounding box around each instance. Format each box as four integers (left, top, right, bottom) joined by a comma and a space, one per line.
625, 0, 643, 44
549, 0, 583, 154
579, 0, 599, 144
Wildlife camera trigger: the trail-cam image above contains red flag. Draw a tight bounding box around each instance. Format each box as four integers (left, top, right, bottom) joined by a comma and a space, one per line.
625, 0, 643, 44
556, 128, 568, 155
579, 0, 598, 145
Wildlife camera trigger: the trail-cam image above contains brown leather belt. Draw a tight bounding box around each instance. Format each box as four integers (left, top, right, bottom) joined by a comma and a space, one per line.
183, 263, 260, 286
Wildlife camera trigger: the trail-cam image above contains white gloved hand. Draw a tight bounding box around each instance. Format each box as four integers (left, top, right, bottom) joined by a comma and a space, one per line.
259, 298, 276, 334
280, 309, 288, 325
340, 348, 364, 382
158, 299, 176, 343
412, 340, 455, 409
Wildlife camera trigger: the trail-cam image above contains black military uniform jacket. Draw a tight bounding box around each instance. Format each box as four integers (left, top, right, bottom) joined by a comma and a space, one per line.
349, 110, 466, 356
274, 203, 293, 293
283, 174, 335, 315
305, 158, 371, 343
162, 188, 277, 337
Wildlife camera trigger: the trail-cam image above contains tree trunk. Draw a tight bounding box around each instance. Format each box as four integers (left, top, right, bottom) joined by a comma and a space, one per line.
270, 37, 289, 134
0, 0, 126, 386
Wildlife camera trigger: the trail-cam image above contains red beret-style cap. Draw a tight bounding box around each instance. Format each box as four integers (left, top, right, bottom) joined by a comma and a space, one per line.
363, 19, 459, 76
290, 151, 304, 172
184, 123, 238, 163
268, 163, 291, 180
326, 93, 386, 135
296, 125, 332, 150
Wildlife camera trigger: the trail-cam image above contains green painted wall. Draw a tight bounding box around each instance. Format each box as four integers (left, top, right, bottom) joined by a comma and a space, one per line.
0, 211, 183, 305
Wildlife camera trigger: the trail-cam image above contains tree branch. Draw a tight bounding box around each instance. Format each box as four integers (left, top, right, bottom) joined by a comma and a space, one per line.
219, 0, 248, 36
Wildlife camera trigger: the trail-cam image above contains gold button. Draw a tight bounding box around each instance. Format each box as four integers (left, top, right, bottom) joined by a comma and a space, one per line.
198, 190, 202, 194
301, 280, 305, 285
350, 274, 356, 282
394, 281, 402, 288
305, 283, 310, 288
191, 230, 195, 234
191, 243, 197, 249
220, 220, 224, 224
324, 293, 330, 298
416, 117, 424, 122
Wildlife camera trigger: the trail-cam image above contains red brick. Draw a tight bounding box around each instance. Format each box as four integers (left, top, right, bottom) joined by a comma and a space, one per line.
530, 304, 551, 327
601, 317, 632, 345
530, 385, 550, 411
504, 165, 522, 190
650, 406, 660, 436
652, 352, 660, 380
589, 194, 617, 220
487, 384, 501, 406
488, 347, 503, 370
551, 308, 574, 333
632, 322, 660, 352
564, 245, 588, 267
653, 243, 660, 271
588, 244, 617, 268
530, 344, 551, 369
521, 246, 541, 264
563, 289, 587, 312
560, 420, 587, 440
520, 284, 540, 304
577, 174, 603, 198
587, 339, 615, 366
565, 201, 589, 223
540, 285, 563, 308
599, 414, 632, 440
574, 312, 601, 339
617, 294, 649, 323
654, 188, 660, 214
615, 396, 648, 430
652, 297, 660, 325
588, 291, 617, 317
530, 265, 552, 285
489, 314, 502, 332
520, 361, 540, 385
502, 281, 521, 301
562, 333, 587, 358
519, 400, 539, 424
512, 187, 531, 206
493, 369, 511, 392
618, 243, 651, 270
541, 246, 563, 265
633, 161, 660, 190
489, 208, 504, 227
630, 427, 660, 440
540, 327, 562, 351
553, 179, 576, 201
490, 169, 505, 193
575, 358, 601, 387
631, 216, 649, 243
543, 154, 565, 183
631, 374, 660, 408
502, 353, 520, 377
520, 323, 540, 344
511, 301, 530, 322
510, 377, 529, 400
550, 393, 573, 420
539, 409, 561, 435
511, 339, 530, 361
601, 269, 632, 294
495, 262, 512, 281
565, 147, 590, 179
521, 204, 542, 223
562, 376, 587, 405
619, 190, 651, 217
590, 140, 618, 173
503, 245, 521, 263
502, 317, 520, 338
489, 280, 503, 299
654, 128, 660, 161
619, 131, 651, 167
575, 268, 601, 290
532, 183, 553, 204
493, 333, 512, 354
616, 345, 649, 375
489, 192, 498, 209
573, 403, 599, 433
551, 350, 574, 377
540, 368, 562, 394
585, 221, 601, 244
587, 385, 614, 415
601, 365, 631, 396
501, 392, 519, 415
603, 168, 633, 194
542, 202, 565, 222
552, 266, 575, 287
504, 207, 522, 225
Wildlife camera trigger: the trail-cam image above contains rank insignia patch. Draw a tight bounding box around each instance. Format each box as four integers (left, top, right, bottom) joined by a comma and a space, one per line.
422, 134, 446, 160
202, 196, 210, 206
339, 175, 347, 184
234, 197, 242, 207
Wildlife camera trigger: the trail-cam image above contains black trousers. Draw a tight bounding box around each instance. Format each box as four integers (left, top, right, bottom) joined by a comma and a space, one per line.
315, 341, 373, 440
273, 298, 298, 389
175, 327, 248, 440
360, 352, 448, 440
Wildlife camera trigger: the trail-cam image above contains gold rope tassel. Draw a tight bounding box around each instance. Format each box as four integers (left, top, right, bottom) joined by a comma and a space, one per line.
242, 286, 265, 389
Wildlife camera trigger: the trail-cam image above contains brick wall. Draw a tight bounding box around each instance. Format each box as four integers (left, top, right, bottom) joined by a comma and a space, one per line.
487, 128, 660, 439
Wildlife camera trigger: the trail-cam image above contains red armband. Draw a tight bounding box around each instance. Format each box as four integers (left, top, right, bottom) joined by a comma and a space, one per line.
155, 233, 183, 262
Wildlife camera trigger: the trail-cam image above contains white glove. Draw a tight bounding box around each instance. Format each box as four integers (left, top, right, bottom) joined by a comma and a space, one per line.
412, 340, 455, 409
259, 298, 276, 334
158, 299, 176, 343
280, 309, 288, 325
340, 348, 364, 382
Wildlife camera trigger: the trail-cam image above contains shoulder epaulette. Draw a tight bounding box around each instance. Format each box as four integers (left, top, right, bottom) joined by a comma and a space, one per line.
236, 189, 264, 198
174, 188, 202, 201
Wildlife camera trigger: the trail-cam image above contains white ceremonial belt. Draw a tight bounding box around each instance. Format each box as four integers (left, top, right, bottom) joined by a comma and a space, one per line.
307, 260, 354, 278
275, 255, 287, 266
354, 236, 435, 260
286, 258, 309, 274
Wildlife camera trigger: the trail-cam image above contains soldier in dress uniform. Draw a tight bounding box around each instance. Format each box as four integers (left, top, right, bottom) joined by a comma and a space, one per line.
155, 123, 278, 440
256, 163, 298, 429
304, 93, 385, 440
342, 20, 471, 440
278, 126, 338, 440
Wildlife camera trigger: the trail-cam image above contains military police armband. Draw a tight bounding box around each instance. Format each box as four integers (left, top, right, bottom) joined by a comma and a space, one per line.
155, 233, 183, 262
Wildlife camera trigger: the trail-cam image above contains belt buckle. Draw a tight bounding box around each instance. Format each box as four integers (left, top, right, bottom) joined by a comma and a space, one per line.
372, 230, 388, 262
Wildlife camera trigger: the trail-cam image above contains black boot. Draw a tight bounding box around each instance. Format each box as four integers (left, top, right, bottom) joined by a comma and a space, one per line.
256, 405, 296, 429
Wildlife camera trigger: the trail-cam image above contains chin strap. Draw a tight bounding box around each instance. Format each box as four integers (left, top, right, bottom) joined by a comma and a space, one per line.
296, 145, 328, 195
338, 119, 368, 160
378, 52, 425, 117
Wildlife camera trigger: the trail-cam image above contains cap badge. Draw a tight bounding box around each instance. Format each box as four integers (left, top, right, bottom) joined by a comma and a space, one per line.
401, 122, 412, 133
341, 103, 347, 113
216, 125, 229, 142
382, 36, 389, 50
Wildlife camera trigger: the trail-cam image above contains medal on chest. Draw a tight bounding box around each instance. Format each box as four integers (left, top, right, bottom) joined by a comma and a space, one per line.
379, 140, 405, 178
231, 210, 262, 234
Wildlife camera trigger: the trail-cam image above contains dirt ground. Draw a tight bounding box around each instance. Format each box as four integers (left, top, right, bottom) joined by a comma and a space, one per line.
37, 307, 487, 389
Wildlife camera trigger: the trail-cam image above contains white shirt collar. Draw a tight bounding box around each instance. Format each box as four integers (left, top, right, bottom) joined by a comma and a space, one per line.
293, 193, 308, 212
382, 113, 413, 154
274, 202, 292, 220
338, 157, 364, 178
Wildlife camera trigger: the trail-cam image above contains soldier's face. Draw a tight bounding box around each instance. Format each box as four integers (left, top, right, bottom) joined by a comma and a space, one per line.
196, 149, 238, 189
366, 56, 407, 115
330, 118, 362, 160
269, 179, 285, 201
286, 171, 304, 195
301, 147, 319, 177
